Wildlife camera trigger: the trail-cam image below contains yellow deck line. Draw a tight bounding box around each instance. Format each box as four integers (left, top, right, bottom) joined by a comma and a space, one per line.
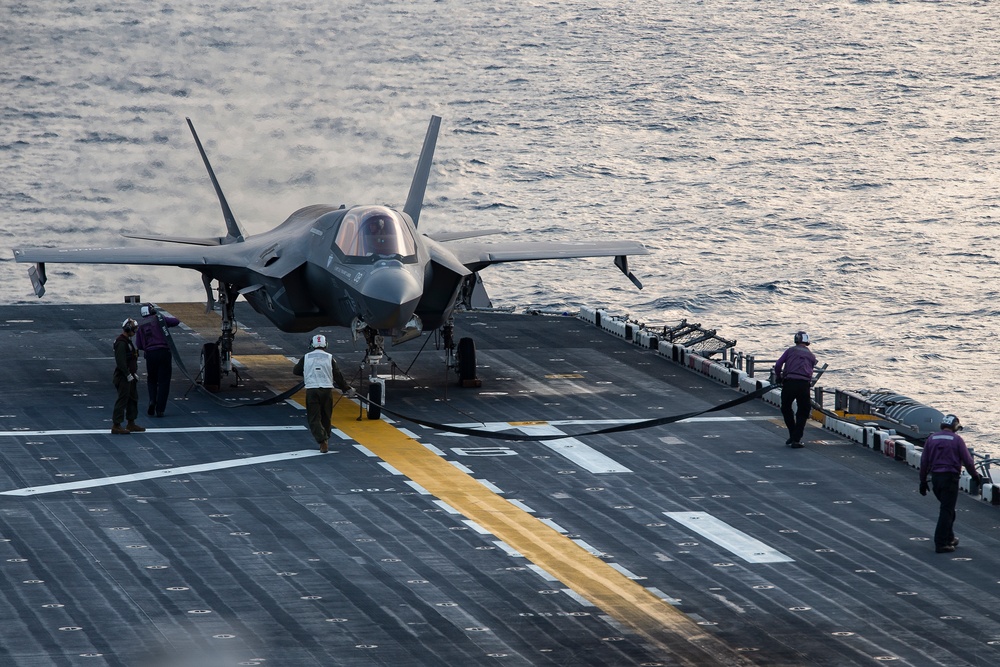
328, 402, 729, 659
162, 304, 745, 663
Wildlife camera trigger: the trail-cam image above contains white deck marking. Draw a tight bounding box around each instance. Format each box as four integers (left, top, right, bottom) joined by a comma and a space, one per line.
507, 499, 535, 513
1, 450, 325, 496
492, 541, 523, 558
526, 564, 559, 582
512, 424, 632, 474
608, 563, 643, 580
439, 417, 770, 474
462, 520, 492, 535
433, 500, 461, 514
572, 539, 604, 557
420, 442, 447, 456
561, 589, 596, 607
475, 478, 503, 494
447, 416, 775, 430
378, 462, 404, 476
0, 425, 308, 437
404, 480, 431, 495
664, 512, 794, 564
539, 518, 568, 533
646, 587, 682, 605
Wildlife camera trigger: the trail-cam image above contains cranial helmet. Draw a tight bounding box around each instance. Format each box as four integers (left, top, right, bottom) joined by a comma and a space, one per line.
941, 414, 962, 431
122, 318, 138, 333
311, 334, 328, 349
140, 304, 155, 318
794, 331, 810, 345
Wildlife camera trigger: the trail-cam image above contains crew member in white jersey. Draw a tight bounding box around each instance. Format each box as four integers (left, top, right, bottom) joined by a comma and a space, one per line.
293, 334, 353, 453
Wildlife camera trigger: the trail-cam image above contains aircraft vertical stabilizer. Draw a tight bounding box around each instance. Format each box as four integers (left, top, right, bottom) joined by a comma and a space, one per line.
186, 117, 247, 243
403, 115, 441, 229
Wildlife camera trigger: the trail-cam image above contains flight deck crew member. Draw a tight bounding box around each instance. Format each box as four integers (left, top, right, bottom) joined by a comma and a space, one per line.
292, 335, 353, 453
919, 414, 982, 553
135, 303, 180, 418
773, 331, 817, 449
112, 318, 146, 435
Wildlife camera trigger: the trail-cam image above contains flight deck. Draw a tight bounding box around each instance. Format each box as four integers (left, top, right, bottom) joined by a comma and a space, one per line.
0, 302, 998, 666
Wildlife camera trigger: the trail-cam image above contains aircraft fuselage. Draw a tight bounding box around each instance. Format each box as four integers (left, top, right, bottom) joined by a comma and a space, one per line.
225, 204, 461, 338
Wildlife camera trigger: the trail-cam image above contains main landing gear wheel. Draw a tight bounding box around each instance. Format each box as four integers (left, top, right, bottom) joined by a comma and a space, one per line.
200, 342, 222, 392
457, 336, 481, 388
367, 381, 383, 420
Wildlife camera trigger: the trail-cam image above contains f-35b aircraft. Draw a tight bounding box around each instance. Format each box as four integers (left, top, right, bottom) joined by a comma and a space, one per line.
13, 116, 647, 411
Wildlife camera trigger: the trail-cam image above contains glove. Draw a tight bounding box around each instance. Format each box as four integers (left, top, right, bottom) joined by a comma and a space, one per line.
343, 388, 356, 399
126, 373, 138, 383
919, 480, 928, 496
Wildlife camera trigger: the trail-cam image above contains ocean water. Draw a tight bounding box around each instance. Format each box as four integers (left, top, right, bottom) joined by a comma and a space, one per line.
3, 1, 1000, 453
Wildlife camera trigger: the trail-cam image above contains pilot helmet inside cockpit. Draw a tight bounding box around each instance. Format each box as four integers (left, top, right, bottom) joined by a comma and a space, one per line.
359, 210, 401, 255
333, 205, 416, 260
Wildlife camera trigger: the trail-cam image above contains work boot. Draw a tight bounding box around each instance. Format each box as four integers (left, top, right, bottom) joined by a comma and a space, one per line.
126, 421, 146, 433
147, 404, 155, 416
111, 424, 130, 435
935, 545, 956, 553
319, 441, 329, 454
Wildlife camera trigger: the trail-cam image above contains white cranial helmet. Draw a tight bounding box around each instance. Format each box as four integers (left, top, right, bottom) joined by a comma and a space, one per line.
311, 334, 328, 349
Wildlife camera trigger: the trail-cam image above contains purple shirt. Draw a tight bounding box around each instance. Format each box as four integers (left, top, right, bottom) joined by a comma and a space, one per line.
135, 314, 180, 353
919, 429, 977, 482
774, 344, 817, 381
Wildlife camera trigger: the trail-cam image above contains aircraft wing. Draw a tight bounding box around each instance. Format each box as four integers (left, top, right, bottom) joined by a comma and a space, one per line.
445, 240, 648, 267
423, 229, 504, 242
12, 245, 252, 298
12, 245, 244, 268
443, 239, 649, 289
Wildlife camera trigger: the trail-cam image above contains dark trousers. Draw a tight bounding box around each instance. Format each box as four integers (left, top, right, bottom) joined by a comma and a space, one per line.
145, 348, 173, 415
780, 379, 812, 443
112, 372, 138, 425
931, 472, 961, 549
306, 387, 333, 444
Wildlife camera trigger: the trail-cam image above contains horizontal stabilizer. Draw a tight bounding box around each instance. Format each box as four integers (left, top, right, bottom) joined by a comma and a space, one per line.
122, 233, 225, 246
28, 263, 46, 298
615, 255, 643, 290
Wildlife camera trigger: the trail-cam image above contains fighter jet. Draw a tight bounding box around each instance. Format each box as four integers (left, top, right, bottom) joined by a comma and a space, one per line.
13, 116, 647, 410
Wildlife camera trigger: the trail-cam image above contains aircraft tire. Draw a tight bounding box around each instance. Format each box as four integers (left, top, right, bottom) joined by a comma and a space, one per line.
457, 337, 477, 385
367, 382, 382, 420
201, 342, 221, 392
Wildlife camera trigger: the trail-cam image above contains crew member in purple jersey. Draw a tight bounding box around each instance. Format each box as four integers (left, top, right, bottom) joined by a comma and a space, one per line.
919, 414, 982, 553
135, 303, 181, 418
773, 331, 817, 449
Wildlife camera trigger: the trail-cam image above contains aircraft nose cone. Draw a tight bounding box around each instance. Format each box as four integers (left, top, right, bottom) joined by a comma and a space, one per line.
360, 265, 422, 329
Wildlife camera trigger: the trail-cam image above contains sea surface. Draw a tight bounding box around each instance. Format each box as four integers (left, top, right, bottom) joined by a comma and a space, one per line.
3, 1, 1000, 454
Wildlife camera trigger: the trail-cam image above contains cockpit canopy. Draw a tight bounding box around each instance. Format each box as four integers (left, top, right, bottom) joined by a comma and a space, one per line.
333, 206, 416, 260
